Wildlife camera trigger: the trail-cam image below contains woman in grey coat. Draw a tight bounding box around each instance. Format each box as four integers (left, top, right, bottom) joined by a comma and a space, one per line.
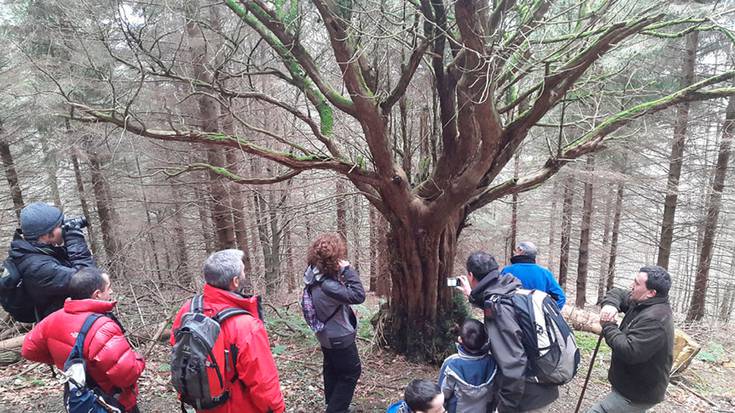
304, 233, 366, 413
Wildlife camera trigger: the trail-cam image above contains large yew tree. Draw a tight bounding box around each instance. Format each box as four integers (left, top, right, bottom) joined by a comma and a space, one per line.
63, 0, 735, 359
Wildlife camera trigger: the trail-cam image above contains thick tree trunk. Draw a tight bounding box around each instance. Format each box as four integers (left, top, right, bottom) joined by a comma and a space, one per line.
597, 183, 614, 303
576, 156, 595, 308
559, 175, 575, 289
657, 32, 699, 270
0, 138, 25, 221
70, 153, 99, 255
384, 212, 465, 362
607, 182, 625, 291
686, 95, 735, 322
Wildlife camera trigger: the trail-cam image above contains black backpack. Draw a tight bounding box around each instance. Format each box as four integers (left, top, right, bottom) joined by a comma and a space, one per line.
0, 256, 36, 323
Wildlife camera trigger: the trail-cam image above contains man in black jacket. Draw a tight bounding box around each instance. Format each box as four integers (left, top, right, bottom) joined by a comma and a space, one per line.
458, 251, 558, 413
588, 265, 674, 413
9, 202, 96, 320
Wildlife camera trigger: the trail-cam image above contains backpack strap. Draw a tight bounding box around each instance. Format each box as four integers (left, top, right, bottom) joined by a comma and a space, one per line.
307, 282, 343, 324
189, 294, 204, 313
67, 313, 103, 361
211, 308, 251, 386
212, 308, 250, 323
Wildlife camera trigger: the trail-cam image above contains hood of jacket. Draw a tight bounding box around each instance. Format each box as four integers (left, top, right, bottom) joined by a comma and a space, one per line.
304, 265, 330, 286
469, 270, 521, 307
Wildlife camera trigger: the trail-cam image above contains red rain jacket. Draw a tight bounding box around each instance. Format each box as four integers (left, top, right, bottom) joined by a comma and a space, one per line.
170, 284, 285, 413
22, 299, 145, 411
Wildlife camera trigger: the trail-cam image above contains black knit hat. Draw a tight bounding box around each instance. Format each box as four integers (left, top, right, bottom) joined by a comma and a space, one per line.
20, 202, 64, 240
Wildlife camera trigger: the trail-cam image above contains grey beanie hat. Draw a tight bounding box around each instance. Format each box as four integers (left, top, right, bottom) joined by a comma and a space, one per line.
517, 241, 538, 258
20, 202, 64, 240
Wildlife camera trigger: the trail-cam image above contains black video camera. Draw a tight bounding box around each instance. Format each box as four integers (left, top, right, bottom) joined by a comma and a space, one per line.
62, 216, 89, 231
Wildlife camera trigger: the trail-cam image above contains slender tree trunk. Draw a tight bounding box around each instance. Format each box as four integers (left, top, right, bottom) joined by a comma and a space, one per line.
70, 153, 99, 255
352, 194, 362, 271
607, 182, 625, 291
40, 133, 62, 208
576, 156, 595, 308
0, 137, 25, 221
185, 3, 236, 250
194, 184, 215, 254
559, 175, 575, 289
369, 206, 378, 291
547, 180, 559, 270
222, 116, 253, 275
336, 179, 348, 239
657, 32, 699, 270
687, 95, 735, 322
88, 152, 123, 277
509, 152, 520, 262
134, 156, 162, 280
598, 183, 614, 303
170, 181, 191, 282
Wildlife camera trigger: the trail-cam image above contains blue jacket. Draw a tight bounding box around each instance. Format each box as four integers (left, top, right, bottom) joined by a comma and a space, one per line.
501, 256, 566, 308
438, 345, 497, 413
386, 400, 410, 413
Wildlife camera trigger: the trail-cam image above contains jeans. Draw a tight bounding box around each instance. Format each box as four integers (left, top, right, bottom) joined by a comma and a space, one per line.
322, 342, 361, 413
587, 389, 657, 413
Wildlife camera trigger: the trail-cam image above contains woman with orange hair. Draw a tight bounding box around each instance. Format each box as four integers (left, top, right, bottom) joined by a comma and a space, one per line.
303, 233, 366, 412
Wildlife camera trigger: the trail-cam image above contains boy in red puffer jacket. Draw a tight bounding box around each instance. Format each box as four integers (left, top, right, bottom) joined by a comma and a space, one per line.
22, 267, 145, 413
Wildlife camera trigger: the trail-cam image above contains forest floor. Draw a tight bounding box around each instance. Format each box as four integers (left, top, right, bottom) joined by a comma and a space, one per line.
1, 293, 734, 413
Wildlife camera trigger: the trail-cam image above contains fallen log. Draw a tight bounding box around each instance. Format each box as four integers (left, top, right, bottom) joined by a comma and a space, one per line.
0, 334, 25, 351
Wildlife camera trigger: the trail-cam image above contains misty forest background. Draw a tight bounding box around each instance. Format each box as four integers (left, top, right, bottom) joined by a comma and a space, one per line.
1, 0, 735, 410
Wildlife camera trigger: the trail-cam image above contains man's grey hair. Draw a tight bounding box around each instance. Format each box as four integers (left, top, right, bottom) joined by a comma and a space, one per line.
516, 241, 538, 258
203, 249, 245, 290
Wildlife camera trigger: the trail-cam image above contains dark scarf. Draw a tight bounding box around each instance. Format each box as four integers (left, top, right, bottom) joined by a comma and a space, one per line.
510, 254, 535, 264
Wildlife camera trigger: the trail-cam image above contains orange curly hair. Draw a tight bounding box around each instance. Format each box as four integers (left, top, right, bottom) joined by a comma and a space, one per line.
307, 233, 347, 277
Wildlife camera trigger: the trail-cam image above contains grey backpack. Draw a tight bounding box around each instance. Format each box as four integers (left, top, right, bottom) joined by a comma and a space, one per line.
170, 295, 249, 411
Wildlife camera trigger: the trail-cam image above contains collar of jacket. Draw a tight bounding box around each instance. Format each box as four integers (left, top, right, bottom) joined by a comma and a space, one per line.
510, 255, 536, 264
468, 269, 522, 306
63, 298, 116, 314
203, 283, 257, 310
633, 294, 670, 308
456, 343, 487, 358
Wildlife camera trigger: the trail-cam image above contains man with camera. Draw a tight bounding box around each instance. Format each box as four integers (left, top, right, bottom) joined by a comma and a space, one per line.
8, 202, 96, 320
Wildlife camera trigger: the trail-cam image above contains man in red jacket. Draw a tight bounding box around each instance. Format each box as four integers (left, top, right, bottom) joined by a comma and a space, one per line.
22, 267, 145, 412
170, 249, 285, 413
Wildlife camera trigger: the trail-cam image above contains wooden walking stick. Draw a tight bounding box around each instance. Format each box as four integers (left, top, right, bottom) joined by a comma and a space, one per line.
574, 333, 604, 413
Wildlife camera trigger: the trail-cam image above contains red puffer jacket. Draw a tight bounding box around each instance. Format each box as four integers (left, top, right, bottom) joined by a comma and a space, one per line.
171, 284, 285, 413
22, 299, 145, 412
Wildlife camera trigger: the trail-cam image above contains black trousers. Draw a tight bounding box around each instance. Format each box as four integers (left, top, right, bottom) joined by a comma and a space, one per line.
322, 342, 361, 413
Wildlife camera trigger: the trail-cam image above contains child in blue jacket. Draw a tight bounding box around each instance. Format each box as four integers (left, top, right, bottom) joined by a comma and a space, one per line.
438, 318, 498, 413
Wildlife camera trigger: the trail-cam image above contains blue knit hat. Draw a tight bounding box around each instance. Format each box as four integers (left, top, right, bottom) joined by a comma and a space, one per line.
20, 202, 64, 240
